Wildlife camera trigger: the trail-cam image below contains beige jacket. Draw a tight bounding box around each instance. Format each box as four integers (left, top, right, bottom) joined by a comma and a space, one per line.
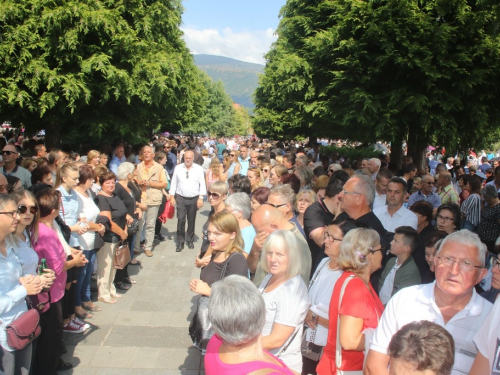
137, 161, 167, 206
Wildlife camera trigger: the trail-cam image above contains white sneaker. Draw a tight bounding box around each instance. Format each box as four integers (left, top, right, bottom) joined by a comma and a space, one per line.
72, 317, 90, 332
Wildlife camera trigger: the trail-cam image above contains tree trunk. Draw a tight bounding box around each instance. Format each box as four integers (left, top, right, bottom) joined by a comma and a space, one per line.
45, 121, 61, 149
407, 126, 427, 173
390, 132, 405, 170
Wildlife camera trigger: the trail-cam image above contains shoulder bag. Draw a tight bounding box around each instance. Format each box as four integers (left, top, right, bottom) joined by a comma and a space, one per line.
5, 300, 41, 350
114, 240, 131, 269
188, 253, 236, 351
335, 274, 362, 375
301, 261, 330, 361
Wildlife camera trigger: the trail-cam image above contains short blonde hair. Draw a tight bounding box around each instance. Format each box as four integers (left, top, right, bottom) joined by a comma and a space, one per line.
208, 181, 228, 196
338, 228, 380, 272
296, 190, 317, 209
260, 230, 301, 278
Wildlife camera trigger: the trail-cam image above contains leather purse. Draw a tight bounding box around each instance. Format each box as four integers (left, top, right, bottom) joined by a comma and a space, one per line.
29, 291, 51, 314
114, 240, 131, 269
5, 304, 41, 350
127, 219, 140, 235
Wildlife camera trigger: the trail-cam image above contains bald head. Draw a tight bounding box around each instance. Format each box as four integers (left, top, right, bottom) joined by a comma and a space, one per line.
251, 205, 287, 233
184, 150, 194, 167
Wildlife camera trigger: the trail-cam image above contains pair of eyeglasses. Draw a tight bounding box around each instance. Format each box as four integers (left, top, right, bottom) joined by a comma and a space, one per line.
490, 256, 500, 270
207, 191, 221, 199
342, 189, 361, 196
2, 150, 17, 156
267, 202, 287, 208
328, 169, 335, 173
186, 171, 189, 179
0, 210, 20, 218
437, 256, 483, 272
369, 246, 385, 254
324, 231, 342, 242
424, 181, 434, 185
18, 205, 38, 215
436, 215, 453, 222
262, 169, 269, 172
230, 154, 236, 157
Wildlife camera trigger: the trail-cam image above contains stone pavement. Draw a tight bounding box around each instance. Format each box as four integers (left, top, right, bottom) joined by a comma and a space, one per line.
60, 203, 212, 374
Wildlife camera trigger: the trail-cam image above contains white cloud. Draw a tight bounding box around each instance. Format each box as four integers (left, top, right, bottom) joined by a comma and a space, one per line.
181, 27, 277, 65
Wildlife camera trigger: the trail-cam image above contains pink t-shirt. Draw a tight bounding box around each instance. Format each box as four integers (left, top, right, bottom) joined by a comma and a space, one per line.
205, 335, 295, 375
33, 223, 67, 303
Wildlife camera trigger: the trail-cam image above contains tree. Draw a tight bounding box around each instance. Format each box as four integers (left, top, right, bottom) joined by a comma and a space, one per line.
0, 0, 204, 145
254, 0, 500, 168
181, 72, 234, 136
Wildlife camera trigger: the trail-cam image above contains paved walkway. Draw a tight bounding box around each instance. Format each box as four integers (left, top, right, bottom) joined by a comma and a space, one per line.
60, 203, 211, 374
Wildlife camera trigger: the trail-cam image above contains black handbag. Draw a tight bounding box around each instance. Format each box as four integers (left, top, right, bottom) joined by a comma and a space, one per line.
127, 219, 140, 235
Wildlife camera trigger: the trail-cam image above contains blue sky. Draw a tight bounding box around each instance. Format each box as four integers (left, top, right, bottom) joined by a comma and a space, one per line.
181, 0, 287, 64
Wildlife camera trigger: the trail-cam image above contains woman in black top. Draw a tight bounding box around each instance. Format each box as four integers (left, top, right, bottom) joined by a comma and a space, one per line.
95, 171, 128, 304
114, 162, 142, 290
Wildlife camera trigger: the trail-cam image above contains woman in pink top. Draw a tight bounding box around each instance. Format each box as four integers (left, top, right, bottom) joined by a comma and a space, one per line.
205, 275, 296, 375
32, 188, 87, 374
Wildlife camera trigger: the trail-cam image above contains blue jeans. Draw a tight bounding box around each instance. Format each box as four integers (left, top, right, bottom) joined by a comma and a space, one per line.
75, 249, 96, 306
462, 220, 476, 231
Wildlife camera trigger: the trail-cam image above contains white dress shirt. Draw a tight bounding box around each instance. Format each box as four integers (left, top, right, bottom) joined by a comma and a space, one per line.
373, 205, 418, 232
169, 163, 207, 198
370, 282, 492, 375
372, 192, 387, 210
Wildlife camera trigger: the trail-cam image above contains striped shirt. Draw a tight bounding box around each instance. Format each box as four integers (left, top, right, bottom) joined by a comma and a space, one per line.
460, 193, 481, 226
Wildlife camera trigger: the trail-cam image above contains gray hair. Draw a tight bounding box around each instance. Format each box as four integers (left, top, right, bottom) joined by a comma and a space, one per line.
269, 184, 296, 207
352, 175, 376, 208
370, 158, 381, 167
294, 166, 314, 187
208, 275, 265, 346
116, 162, 135, 181
338, 228, 380, 272
481, 184, 498, 201
225, 192, 251, 220
328, 163, 342, 171
436, 229, 487, 266
260, 230, 301, 278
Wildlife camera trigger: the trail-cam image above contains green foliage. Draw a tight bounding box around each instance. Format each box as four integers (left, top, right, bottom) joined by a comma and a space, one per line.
0, 0, 204, 144
254, 0, 500, 155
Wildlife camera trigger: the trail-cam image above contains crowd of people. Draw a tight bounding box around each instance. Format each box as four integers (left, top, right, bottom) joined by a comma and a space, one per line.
1, 132, 500, 375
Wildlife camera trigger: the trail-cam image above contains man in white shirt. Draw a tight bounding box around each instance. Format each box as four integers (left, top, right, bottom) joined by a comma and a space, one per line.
365, 230, 492, 375
368, 158, 381, 180
373, 168, 393, 210
374, 177, 418, 232
169, 151, 207, 252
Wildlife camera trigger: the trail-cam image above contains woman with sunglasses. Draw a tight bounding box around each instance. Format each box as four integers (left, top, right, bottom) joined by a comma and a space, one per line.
0, 194, 43, 375
261, 163, 272, 188
302, 217, 358, 375
317, 228, 384, 375
224, 150, 241, 180
11, 189, 56, 290
195, 181, 228, 266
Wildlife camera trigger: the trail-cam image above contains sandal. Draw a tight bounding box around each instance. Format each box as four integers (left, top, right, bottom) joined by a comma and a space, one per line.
124, 277, 136, 284
75, 310, 92, 319
97, 297, 117, 304
129, 260, 141, 266
115, 282, 131, 291
111, 293, 123, 299
82, 303, 102, 312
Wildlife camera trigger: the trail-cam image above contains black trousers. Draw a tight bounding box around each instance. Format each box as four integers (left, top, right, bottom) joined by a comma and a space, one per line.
32, 300, 63, 375
175, 194, 198, 243
61, 281, 76, 320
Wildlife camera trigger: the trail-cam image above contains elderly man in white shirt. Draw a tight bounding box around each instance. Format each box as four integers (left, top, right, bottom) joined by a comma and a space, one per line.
169, 151, 207, 252
365, 230, 492, 375
373, 177, 418, 232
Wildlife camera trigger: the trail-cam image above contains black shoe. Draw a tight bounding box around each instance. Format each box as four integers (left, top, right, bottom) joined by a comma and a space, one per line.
56, 358, 73, 371
176, 242, 184, 252
187, 241, 195, 249
155, 234, 166, 241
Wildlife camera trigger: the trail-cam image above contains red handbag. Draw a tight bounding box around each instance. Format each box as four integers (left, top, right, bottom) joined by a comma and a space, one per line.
5, 306, 41, 350
159, 201, 175, 223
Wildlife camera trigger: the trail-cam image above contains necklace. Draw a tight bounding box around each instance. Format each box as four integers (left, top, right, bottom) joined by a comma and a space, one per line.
328, 259, 339, 271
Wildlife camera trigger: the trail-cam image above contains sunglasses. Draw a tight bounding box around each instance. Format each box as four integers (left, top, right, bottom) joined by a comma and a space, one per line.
186, 171, 189, 179
230, 154, 236, 157
262, 169, 269, 172
2, 150, 17, 156
18, 205, 38, 215
207, 191, 221, 199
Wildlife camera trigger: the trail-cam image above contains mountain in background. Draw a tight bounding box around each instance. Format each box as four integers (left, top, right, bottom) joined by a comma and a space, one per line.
194, 54, 263, 110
